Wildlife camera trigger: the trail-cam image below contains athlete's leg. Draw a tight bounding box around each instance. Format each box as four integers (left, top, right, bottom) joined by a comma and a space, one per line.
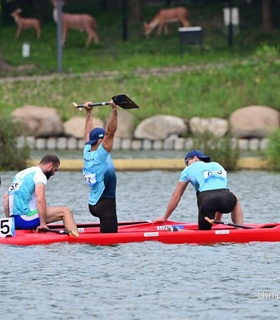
231, 194, 243, 225
214, 212, 223, 221
89, 198, 118, 233
46, 206, 79, 235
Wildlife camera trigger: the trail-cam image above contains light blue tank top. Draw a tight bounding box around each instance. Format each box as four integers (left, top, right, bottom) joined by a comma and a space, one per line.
179, 161, 228, 193
8, 166, 47, 215
83, 144, 116, 205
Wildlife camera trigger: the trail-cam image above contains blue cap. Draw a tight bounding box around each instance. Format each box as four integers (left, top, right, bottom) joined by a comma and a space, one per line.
85, 127, 105, 145
184, 150, 210, 162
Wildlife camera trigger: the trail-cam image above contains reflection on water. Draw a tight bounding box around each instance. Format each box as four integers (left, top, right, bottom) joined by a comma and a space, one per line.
0, 169, 279, 320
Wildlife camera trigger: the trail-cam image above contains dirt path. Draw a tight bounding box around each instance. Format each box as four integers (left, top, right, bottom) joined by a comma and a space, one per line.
0, 59, 264, 83
0, 64, 223, 83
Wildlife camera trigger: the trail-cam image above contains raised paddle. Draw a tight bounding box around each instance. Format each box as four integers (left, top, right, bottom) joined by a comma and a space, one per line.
205, 217, 254, 229
72, 94, 140, 110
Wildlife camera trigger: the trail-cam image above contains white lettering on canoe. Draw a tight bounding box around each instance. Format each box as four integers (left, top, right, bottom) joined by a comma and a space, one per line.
157, 226, 171, 230
144, 232, 159, 237
215, 230, 230, 234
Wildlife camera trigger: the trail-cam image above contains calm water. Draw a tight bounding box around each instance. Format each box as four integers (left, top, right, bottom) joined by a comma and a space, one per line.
0, 169, 279, 320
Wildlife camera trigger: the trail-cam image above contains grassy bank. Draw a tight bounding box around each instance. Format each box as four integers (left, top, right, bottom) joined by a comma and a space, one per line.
0, 1, 279, 124
0, 56, 279, 125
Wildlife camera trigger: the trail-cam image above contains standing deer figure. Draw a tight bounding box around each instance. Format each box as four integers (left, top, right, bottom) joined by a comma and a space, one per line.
143, 7, 190, 36
11, 8, 41, 39
52, 0, 99, 48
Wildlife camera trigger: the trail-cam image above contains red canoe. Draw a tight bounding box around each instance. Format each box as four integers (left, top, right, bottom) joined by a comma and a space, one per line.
1, 220, 280, 246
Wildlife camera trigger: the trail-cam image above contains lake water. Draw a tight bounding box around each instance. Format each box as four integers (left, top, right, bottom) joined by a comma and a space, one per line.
0, 168, 279, 320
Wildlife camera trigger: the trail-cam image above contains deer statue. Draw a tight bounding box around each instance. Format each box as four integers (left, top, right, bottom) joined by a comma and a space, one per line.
11, 8, 41, 39
52, 0, 99, 48
143, 7, 190, 36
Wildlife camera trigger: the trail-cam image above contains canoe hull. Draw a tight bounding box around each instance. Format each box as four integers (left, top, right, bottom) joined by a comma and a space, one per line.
1, 220, 280, 246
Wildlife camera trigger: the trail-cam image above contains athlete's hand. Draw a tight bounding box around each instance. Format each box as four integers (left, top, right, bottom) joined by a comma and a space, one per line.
36, 224, 49, 232
154, 216, 167, 223
83, 101, 93, 113
109, 99, 118, 111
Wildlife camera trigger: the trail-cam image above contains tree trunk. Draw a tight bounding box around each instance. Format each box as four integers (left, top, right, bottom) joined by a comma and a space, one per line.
262, 0, 273, 32
130, 0, 143, 22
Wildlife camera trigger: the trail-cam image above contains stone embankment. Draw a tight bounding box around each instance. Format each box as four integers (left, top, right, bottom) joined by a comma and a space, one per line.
23, 136, 270, 171
19, 135, 268, 152
14, 104, 279, 170
15, 104, 279, 152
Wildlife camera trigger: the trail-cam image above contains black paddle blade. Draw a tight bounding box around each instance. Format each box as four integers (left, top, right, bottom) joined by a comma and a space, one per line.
72, 94, 140, 110
112, 94, 140, 109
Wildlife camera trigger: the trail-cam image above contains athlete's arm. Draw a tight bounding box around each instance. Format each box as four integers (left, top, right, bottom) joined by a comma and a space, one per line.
155, 181, 188, 222
35, 183, 48, 228
3, 192, 10, 218
102, 100, 118, 152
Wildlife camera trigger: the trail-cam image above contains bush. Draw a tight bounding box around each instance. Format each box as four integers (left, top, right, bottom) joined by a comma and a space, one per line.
263, 129, 280, 172
0, 114, 30, 170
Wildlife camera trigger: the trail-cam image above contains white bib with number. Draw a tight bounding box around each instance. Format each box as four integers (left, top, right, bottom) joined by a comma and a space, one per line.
0, 217, 15, 237
203, 170, 227, 180
83, 169, 97, 187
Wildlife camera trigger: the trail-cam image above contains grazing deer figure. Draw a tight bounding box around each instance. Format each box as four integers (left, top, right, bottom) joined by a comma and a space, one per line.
52, 0, 99, 48
143, 7, 190, 36
11, 8, 41, 39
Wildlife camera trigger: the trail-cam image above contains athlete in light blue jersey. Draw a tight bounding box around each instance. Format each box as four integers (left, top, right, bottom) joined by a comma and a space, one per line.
179, 161, 228, 194
3, 154, 79, 236
83, 143, 116, 205
155, 150, 243, 230
82, 98, 118, 233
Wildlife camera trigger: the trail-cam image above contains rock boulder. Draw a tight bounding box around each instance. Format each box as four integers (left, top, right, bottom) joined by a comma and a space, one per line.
12, 105, 64, 138
134, 115, 187, 140
230, 106, 280, 138
64, 116, 104, 138
189, 117, 228, 137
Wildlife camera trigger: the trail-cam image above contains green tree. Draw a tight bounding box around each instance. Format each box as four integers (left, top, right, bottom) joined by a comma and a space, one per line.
263, 129, 280, 171
191, 131, 240, 171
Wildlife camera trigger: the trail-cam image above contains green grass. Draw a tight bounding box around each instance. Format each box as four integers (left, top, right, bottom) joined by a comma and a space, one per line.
0, 1, 279, 125
0, 56, 279, 125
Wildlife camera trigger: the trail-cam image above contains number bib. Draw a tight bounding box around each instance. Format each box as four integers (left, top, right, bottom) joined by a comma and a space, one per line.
0, 218, 16, 237
203, 170, 227, 180
83, 169, 97, 187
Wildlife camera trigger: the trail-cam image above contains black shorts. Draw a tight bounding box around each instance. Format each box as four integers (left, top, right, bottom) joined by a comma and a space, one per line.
89, 198, 118, 233
197, 189, 237, 230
